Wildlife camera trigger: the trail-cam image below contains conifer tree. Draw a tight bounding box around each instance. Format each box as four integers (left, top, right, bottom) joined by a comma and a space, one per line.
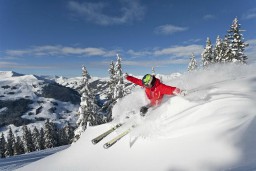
113, 54, 125, 100
32, 127, 41, 151
222, 36, 232, 63
214, 35, 225, 63
39, 128, 45, 150
44, 119, 57, 148
58, 128, 67, 145
102, 54, 127, 122
225, 17, 249, 64
108, 61, 116, 98
101, 61, 116, 122
74, 66, 99, 142
64, 123, 74, 144
22, 125, 35, 153
188, 53, 198, 72
14, 136, 24, 155
0, 133, 6, 158
5, 127, 15, 156
201, 37, 214, 67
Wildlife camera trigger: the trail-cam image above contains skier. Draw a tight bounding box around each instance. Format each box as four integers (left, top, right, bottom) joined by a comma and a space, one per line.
125, 74, 185, 116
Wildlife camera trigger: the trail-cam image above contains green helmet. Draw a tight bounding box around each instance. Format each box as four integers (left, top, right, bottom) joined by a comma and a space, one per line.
142, 74, 154, 87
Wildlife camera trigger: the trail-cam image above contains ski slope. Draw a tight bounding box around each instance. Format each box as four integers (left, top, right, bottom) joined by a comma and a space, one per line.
17, 64, 256, 171
0, 145, 70, 171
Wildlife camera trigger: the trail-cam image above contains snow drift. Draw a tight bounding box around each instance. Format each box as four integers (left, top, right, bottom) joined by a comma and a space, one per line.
17, 64, 256, 171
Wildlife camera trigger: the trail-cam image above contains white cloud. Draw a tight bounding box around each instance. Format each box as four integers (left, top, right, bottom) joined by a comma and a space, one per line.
6, 50, 28, 56
68, 0, 146, 25
154, 45, 203, 57
127, 49, 152, 57
5, 45, 117, 58
127, 44, 203, 58
203, 14, 216, 20
0, 62, 52, 69
242, 8, 256, 20
0, 61, 15, 67
154, 24, 188, 35
3, 43, 205, 69
183, 39, 201, 44
122, 58, 188, 67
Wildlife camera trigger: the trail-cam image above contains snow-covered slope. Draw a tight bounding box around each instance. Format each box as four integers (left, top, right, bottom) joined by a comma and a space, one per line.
0, 145, 70, 171
17, 64, 256, 171
0, 71, 80, 135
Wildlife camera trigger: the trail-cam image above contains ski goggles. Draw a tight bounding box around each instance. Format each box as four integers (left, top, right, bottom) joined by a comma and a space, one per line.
142, 74, 153, 87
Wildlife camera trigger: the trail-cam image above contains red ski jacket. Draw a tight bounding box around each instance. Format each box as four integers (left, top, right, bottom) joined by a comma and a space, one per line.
126, 75, 179, 106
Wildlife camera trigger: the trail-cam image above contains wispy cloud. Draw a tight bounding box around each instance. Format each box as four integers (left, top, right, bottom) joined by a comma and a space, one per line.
3, 43, 204, 69
122, 58, 188, 67
91, 58, 189, 68
0, 62, 52, 69
125, 44, 203, 59
183, 39, 201, 44
5, 45, 117, 58
203, 14, 216, 20
127, 49, 152, 57
154, 45, 203, 57
154, 24, 188, 35
242, 8, 256, 19
5, 44, 203, 59
67, 0, 146, 25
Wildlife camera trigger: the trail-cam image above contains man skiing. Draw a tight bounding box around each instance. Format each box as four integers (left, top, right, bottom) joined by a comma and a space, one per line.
125, 74, 185, 116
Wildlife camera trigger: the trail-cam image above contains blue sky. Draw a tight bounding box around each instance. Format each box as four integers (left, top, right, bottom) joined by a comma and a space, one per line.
0, 0, 256, 77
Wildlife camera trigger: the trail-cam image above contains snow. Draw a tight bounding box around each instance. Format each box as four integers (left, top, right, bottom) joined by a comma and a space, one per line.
15, 64, 256, 171
0, 71, 79, 137
0, 71, 23, 78
0, 145, 70, 171
55, 75, 109, 90
0, 107, 8, 114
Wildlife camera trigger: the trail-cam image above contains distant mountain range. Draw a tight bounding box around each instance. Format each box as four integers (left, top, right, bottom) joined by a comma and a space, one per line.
0, 71, 110, 136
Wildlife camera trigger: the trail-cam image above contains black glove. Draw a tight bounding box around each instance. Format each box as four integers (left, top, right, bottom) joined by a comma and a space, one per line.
140, 106, 148, 116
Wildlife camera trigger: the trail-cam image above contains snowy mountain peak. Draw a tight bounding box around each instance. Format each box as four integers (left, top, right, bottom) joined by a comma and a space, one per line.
0, 71, 24, 78
0, 71, 80, 137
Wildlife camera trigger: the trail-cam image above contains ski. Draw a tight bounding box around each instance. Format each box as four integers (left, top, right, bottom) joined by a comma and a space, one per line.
103, 125, 135, 149
91, 123, 122, 144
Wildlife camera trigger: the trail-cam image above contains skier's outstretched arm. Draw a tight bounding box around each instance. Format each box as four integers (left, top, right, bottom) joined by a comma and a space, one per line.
125, 75, 143, 87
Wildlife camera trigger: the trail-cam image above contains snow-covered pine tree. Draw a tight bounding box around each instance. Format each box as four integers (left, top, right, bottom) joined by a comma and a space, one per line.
100, 61, 116, 122
214, 35, 225, 63
58, 127, 67, 145
101, 55, 129, 122
108, 61, 116, 98
64, 123, 74, 144
32, 127, 41, 151
22, 125, 35, 153
201, 37, 214, 68
188, 53, 198, 72
58, 124, 74, 145
113, 54, 125, 100
44, 119, 57, 148
14, 136, 24, 155
0, 133, 6, 158
5, 127, 15, 156
39, 128, 45, 150
221, 35, 232, 63
74, 66, 99, 142
225, 17, 249, 64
